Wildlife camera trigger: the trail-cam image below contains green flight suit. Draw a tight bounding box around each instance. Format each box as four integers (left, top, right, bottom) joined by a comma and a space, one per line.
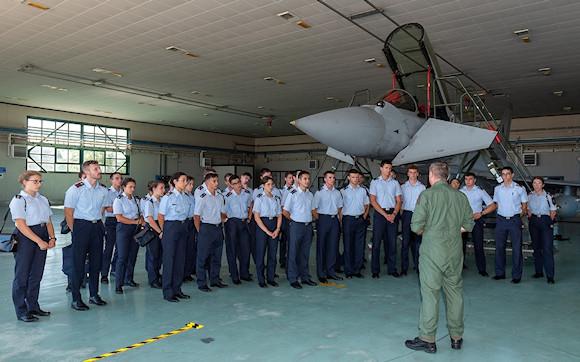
411, 181, 474, 342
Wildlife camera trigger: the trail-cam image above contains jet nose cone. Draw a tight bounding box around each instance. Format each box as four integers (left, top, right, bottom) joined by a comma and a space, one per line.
294, 107, 384, 156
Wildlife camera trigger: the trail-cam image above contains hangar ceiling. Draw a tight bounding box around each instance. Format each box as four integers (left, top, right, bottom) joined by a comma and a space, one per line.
1, 0, 579, 137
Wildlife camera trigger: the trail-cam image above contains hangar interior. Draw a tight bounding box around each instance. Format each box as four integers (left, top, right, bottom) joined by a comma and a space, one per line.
1, 0, 579, 361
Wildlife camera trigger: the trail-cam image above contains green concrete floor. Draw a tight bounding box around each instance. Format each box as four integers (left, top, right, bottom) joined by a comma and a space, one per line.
1, 209, 579, 362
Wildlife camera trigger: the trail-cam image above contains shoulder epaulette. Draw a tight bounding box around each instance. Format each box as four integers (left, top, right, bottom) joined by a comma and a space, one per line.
275, 195, 281, 201
226, 192, 232, 197
99, 183, 107, 188
290, 189, 297, 194
167, 191, 173, 195
197, 185, 204, 190
15, 194, 22, 199
117, 194, 123, 199
149, 198, 154, 204
75, 182, 84, 188
200, 193, 207, 198
244, 189, 251, 194
257, 193, 263, 198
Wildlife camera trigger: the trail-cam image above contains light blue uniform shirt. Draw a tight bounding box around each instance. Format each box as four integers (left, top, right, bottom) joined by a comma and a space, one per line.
253, 192, 282, 218
143, 195, 160, 221
194, 183, 208, 203
9, 190, 53, 226
460, 185, 493, 213
493, 182, 528, 217
340, 184, 370, 216
64, 179, 109, 221
369, 176, 402, 209
253, 185, 282, 202
283, 187, 314, 223
113, 192, 140, 219
225, 189, 252, 219
281, 184, 295, 206
313, 185, 343, 215
401, 180, 426, 211
185, 193, 196, 218
194, 190, 226, 225
528, 191, 557, 216
159, 190, 189, 221
104, 186, 122, 217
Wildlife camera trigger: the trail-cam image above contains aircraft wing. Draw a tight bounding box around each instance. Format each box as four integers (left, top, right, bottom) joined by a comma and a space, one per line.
392, 118, 497, 166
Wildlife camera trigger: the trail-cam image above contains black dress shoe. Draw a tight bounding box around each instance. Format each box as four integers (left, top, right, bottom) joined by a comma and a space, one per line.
274, 273, 280, 278
547, 277, 555, 284
101, 276, 109, 284
511, 278, 521, 284
290, 281, 302, 289
210, 281, 228, 288
318, 277, 328, 283
335, 268, 344, 274
353, 273, 364, 278
71, 301, 89, 311
400, 271, 408, 276
493, 275, 506, 280
241, 277, 253, 282
302, 279, 318, 286
89, 296, 107, 306
259, 282, 267, 288
30, 309, 51, 317
345, 274, 353, 279
451, 338, 463, 350
479, 271, 489, 277
327, 275, 343, 281
233, 279, 242, 285
532, 273, 544, 279
388, 272, 400, 278
150, 281, 162, 289
18, 314, 39, 322
405, 337, 437, 354
126, 281, 139, 288
115, 287, 124, 294
176, 292, 191, 299
267, 280, 279, 287
165, 297, 179, 303
183, 275, 194, 282
372, 273, 380, 279
198, 286, 212, 292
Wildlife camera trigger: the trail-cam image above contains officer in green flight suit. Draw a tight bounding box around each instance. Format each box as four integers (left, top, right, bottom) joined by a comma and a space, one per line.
405, 162, 475, 354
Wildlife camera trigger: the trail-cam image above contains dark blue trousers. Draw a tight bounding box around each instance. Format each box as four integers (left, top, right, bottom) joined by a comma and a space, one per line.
256, 218, 279, 284
101, 217, 117, 278
161, 220, 187, 299
71, 219, 104, 302
249, 219, 257, 265
279, 218, 289, 267
225, 218, 251, 281
401, 210, 421, 273
529, 215, 555, 278
343, 216, 366, 275
12, 225, 47, 318
184, 219, 197, 277
495, 216, 523, 279
115, 223, 138, 289
287, 221, 313, 283
62, 244, 73, 279
146, 234, 162, 285
371, 211, 397, 274
316, 214, 340, 278
196, 223, 224, 287
466, 218, 486, 273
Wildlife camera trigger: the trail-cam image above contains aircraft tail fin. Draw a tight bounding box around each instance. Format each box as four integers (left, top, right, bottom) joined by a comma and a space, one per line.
392, 118, 497, 166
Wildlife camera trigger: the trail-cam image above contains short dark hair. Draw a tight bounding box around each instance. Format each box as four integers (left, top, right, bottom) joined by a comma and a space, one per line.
78, 171, 85, 179
380, 160, 393, 167
464, 172, 476, 178
224, 173, 233, 181
122, 177, 136, 188
186, 175, 194, 183
298, 170, 310, 178
82, 160, 99, 170
229, 174, 240, 183
285, 171, 295, 178
323, 170, 335, 177
261, 176, 274, 185
449, 177, 460, 183
259, 168, 271, 178
406, 164, 418, 172
204, 172, 218, 182
109, 172, 121, 179
348, 169, 361, 176
170, 172, 187, 186
501, 166, 514, 174
532, 176, 544, 184
147, 180, 164, 192
241, 172, 252, 179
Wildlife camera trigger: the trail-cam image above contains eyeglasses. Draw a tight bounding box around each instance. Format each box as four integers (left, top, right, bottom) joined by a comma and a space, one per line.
27, 179, 43, 184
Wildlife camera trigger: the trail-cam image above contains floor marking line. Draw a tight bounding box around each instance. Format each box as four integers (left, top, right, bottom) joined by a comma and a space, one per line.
83, 322, 204, 362
320, 282, 347, 289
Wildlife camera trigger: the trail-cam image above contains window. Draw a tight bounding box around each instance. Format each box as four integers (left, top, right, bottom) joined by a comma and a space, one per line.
26, 117, 130, 174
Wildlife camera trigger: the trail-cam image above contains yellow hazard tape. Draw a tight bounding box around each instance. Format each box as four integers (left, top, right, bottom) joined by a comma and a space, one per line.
83, 322, 204, 362
320, 282, 346, 289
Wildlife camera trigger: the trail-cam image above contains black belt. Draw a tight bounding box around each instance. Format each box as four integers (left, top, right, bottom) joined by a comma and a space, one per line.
30, 223, 47, 228
344, 214, 363, 219
382, 208, 395, 214
498, 214, 520, 220
166, 220, 186, 224
319, 214, 338, 218
292, 220, 312, 226
229, 217, 247, 222
261, 216, 276, 221
75, 219, 102, 224
532, 214, 549, 218
202, 222, 222, 227
105, 216, 117, 221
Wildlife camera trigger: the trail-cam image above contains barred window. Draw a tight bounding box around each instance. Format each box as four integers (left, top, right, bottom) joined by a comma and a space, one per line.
26, 117, 130, 174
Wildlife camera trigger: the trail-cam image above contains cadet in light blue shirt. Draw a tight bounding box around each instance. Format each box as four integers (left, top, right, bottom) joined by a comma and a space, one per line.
63, 160, 109, 310
184, 176, 197, 281
112, 178, 142, 293
492, 167, 528, 283
143, 180, 165, 289
224, 175, 253, 284
527, 177, 557, 283
279, 171, 296, 269
283, 171, 316, 288
101, 172, 123, 284
312, 171, 343, 282
10, 171, 56, 322
194, 173, 227, 291
400, 165, 426, 275
460, 172, 497, 276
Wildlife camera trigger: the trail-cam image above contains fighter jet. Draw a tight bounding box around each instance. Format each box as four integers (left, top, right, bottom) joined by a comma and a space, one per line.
292, 89, 497, 166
